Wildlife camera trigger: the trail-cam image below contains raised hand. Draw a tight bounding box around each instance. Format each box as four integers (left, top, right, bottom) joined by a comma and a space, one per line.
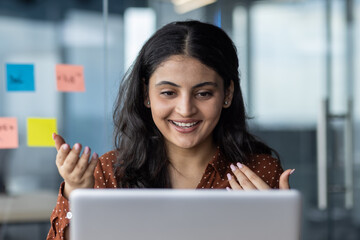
227, 162, 294, 190
53, 133, 98, 199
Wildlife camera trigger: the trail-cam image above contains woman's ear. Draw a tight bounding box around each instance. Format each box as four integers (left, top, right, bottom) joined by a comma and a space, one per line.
223, 80, 234, 108
143, 80, 151, 108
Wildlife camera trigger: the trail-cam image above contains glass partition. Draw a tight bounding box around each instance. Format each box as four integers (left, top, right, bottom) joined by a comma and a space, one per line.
0, 0, 359, 239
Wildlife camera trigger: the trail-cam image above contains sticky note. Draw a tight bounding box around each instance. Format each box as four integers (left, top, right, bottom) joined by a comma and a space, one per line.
27, 118, 57, 147
6, 63, 35, 91
0, 118, 18, 149
56, 64, 85, 92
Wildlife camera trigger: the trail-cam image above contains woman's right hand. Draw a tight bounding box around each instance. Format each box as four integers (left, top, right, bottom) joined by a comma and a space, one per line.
53, 133, 99, 199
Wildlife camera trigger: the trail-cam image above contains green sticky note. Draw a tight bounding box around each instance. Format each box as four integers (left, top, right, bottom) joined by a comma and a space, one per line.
27, 118, 57, 147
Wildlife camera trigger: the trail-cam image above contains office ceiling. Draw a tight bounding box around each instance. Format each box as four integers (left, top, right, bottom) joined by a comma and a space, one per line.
0, 0, 307, 21
0, 0, 148, 21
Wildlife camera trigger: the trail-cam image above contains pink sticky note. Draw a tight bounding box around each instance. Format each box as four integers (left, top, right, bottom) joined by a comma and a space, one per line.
56, 64, 85, 92
0, 117, 19, 149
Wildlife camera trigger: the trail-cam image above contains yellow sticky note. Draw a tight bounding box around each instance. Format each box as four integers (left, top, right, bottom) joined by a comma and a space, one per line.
27, 118, 57, 147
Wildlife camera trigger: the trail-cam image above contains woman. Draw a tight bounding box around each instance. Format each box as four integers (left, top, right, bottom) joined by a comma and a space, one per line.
47, 20, 294, 240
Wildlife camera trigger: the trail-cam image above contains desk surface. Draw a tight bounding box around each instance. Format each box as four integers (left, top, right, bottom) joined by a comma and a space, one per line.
0, 191, 57, 223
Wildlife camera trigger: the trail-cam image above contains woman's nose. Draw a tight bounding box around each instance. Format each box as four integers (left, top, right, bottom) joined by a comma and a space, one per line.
175, 95, 197, 117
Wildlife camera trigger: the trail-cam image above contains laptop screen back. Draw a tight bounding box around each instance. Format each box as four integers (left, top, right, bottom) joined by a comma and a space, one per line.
70, 189, 301, 240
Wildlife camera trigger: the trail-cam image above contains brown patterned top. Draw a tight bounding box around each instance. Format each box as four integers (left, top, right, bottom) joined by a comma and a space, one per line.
47, 148, 283, 240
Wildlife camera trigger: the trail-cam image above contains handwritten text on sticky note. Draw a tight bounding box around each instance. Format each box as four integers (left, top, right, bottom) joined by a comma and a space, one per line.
0, 118, 19, 149
56, 64, 85, 92
27, 118, 57, 147
6, 63, 35, 91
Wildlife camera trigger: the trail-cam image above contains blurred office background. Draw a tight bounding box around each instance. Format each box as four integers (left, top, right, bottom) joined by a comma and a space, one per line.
0, 0, 359, 239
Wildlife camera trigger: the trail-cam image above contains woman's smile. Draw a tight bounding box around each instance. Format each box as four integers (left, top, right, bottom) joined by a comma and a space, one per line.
169, 119, 202, 133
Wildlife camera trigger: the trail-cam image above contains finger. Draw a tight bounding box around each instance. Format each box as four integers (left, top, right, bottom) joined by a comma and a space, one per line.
227, 173, 243, 190
56, 143, 71, 168
279, 169, 295, 189
236, 163, 270, 190
62, 143, 82, 173
230, 164, 256, 190
83, 152, 99, 178
53, 133, 66, 151
71, 146, 92, 178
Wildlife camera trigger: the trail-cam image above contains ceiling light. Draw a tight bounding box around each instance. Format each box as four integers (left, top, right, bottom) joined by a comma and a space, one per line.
171, 0, 217, 14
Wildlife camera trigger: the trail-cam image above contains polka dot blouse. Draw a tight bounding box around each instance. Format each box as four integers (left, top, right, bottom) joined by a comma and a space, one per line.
47, 148, 283, 240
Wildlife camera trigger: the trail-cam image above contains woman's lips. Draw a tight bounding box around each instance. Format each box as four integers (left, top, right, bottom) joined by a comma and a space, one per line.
169, 120, 201, 133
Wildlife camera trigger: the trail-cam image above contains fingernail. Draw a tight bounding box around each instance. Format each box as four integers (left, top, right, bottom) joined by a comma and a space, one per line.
227, 173, 232, 180
52, 133, 56, 140
89, 152, 98, 163
226, 187, 231, 191
236, 162, 243, 169
62, 144, 69, 150
290, 169, 295, 175
230, 164, 236, 172
84, 146, 90, 154
74, 143, 80, 150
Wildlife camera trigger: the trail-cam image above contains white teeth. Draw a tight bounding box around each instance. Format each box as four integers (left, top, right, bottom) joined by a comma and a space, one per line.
172, 121, 198, 128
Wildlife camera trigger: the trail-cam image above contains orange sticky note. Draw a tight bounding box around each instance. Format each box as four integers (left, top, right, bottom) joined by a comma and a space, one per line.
27, 118, 57, 147
56, 64, 85, 92
0, 117, 19, 149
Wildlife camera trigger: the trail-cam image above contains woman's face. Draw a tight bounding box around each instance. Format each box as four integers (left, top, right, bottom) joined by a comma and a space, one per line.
146, 55, 233, 150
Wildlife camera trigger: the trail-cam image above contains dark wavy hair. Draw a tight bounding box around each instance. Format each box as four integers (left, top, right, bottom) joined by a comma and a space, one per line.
113, 20, 278, 188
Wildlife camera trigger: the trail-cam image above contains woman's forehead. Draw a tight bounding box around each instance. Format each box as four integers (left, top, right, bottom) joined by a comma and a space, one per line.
149, 55, 223, 87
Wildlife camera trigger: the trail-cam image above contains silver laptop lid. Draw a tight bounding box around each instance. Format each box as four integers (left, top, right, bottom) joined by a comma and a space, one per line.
70, 189, 301, 240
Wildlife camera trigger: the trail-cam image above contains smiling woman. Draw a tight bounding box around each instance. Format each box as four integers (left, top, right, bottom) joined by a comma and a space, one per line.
47, 20, 294, 240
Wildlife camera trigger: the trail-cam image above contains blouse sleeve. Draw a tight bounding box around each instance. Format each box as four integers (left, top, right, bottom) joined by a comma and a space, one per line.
46, 182, 70, 240
46, 151, 117, 240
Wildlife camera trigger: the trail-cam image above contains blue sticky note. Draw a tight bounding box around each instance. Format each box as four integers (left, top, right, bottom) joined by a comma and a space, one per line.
6, 63, 35, 91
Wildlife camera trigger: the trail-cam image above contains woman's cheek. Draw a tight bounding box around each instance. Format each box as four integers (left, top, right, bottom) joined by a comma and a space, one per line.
151, 100, 173, 120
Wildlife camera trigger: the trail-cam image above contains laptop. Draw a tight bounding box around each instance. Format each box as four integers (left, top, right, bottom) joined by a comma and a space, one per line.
70, 189, 301, 240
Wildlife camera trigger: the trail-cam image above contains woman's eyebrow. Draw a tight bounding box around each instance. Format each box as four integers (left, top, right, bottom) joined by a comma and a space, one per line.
192, 82, 218, 89
155, 81, 218, 89
155, 81, 180, 87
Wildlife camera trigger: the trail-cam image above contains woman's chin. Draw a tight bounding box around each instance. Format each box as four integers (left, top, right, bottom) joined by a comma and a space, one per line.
165, 138, 198, 150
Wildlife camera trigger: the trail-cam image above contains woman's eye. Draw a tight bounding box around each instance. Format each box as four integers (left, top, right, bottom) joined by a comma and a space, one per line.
160, 91, 175, 96
196, 92, 213, 98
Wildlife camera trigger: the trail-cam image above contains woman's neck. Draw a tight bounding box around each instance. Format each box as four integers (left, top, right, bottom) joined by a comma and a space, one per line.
166, 138, 217, 188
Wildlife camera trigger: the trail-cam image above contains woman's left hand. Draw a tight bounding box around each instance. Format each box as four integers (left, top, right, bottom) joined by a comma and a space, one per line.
227, 163, 294, 190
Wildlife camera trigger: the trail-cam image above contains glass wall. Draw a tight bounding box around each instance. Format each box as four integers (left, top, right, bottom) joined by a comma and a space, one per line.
0, 0, 359, 239
246, 1, 360, 239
